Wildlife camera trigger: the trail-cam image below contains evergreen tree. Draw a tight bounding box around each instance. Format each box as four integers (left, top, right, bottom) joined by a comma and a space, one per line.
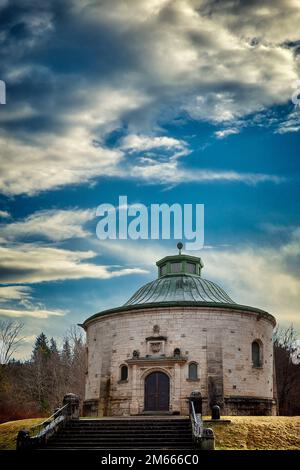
30, 333, 51, 413
49, 337, 59, 356
32, 333, 50, 361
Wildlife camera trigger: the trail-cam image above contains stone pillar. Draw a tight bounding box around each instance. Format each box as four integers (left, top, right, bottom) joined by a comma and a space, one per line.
207, 329, 224, 410
63, 393, 80, 419
130, 365, 139, 415
172, 363, 181, 413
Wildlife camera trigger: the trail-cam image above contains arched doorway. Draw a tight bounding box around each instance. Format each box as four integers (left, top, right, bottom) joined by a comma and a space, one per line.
144, 371, 170, 411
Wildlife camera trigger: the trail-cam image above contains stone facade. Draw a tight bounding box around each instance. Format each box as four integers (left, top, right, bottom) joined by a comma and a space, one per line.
83, 305, 276, 416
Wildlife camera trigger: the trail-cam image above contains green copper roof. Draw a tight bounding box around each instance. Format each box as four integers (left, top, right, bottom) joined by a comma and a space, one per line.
124, 248, 235, 306
124, 274, 235, 305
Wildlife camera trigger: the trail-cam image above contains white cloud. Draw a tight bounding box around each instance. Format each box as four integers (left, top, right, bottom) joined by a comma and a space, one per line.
276, 110, 300, 134
0, 128, 122, 196
215, 128, 240, 139
121, 134, 189, 157
0, 307, 65, 319
0, 210, 10, 218
129, 160, 284, 185
0, 244, 147, 284
0, 285, 32, 303
1, 208, 95, 241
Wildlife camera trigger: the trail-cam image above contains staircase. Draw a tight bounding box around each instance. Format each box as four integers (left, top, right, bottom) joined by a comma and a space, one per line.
40, 417, 195, 450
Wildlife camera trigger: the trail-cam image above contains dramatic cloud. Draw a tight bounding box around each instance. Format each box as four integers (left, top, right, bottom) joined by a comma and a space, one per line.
1, 208, 95, 241
0, 285, 32, 303
0, 0, 298, 195
0, 244, 147, 284
0, 130, 122, 196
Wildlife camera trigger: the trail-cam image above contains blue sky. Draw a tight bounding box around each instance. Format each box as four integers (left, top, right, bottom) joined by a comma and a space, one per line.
0, 0, 300, 358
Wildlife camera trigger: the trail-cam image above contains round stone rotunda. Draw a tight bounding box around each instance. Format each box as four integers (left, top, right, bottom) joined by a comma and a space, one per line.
82, 247, 277, 417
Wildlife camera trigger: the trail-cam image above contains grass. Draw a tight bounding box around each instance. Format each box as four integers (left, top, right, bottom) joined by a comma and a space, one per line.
0, 418, 44, 450
206, 416, 300, 450
0, 416, 299, 450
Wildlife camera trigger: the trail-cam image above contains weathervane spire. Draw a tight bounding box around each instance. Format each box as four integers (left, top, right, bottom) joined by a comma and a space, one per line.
177, 242, 183, 255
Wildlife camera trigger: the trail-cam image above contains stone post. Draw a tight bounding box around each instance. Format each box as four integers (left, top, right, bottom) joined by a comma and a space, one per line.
189, 390, 202, 415
173, 363, 181, 413
129, 365, 139, 414
211, 404, 221, 420
63, 393, 80, 419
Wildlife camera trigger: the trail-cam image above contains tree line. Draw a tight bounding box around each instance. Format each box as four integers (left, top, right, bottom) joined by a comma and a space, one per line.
0, 321, 85, 423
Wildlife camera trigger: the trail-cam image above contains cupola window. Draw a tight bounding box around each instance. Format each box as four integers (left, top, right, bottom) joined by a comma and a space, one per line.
160, 264, 167, 276
171, 262, 182, 273
186, 262, 196, 274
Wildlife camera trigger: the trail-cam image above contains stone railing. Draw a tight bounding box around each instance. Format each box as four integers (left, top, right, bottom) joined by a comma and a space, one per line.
16, 393, 80, 450
188, 391, 215, 450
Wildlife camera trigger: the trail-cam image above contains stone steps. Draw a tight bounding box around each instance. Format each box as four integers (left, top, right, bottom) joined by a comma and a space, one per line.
39, 418, 195, 450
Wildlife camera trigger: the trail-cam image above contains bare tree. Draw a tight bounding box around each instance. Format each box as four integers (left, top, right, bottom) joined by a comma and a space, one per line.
64, 325, 86, 404
274, 324, 300, 415
0, 320, 24, 364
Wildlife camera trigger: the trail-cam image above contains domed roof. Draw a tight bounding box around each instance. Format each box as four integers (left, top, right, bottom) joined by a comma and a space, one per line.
124, 275, 235, 306
124, 247, 235, 306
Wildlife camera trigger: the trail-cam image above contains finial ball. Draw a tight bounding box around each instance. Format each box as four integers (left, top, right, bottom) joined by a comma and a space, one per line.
177, 242, 183, 251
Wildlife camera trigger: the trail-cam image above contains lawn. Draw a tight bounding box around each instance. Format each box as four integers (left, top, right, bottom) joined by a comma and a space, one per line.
207, 416, 300, 450
0, 416, 299, 450
0, 418, 44, 450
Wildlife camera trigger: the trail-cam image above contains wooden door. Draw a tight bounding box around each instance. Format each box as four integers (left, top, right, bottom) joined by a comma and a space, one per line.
144, 371, 170, 411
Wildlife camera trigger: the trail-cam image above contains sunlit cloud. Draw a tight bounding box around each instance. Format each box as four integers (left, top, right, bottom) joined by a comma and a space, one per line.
0, 244, 148, 284
0, 307, 65, 319
0, 208, 95, 241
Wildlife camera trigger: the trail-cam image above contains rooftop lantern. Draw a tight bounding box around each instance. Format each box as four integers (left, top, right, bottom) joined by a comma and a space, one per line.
156, 243, 204, 278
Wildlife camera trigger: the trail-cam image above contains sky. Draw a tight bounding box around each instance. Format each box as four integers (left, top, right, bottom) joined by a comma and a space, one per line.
0, 0, 300, 359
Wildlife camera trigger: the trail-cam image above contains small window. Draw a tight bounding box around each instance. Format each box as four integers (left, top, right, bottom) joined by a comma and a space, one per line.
120, 365, 128, 381
171, 262, 182, 273
252, 341, 262, 368
187, 262, 196, 274
188, 362, 198, 380
160, 264, 167, 276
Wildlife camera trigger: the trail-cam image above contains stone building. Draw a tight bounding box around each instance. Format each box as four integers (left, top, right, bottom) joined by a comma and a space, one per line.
82, 248, 277, 416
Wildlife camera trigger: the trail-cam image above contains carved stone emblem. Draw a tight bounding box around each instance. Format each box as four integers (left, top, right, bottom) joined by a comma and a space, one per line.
150, 342, 161, 354
153, 325, 160, 334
